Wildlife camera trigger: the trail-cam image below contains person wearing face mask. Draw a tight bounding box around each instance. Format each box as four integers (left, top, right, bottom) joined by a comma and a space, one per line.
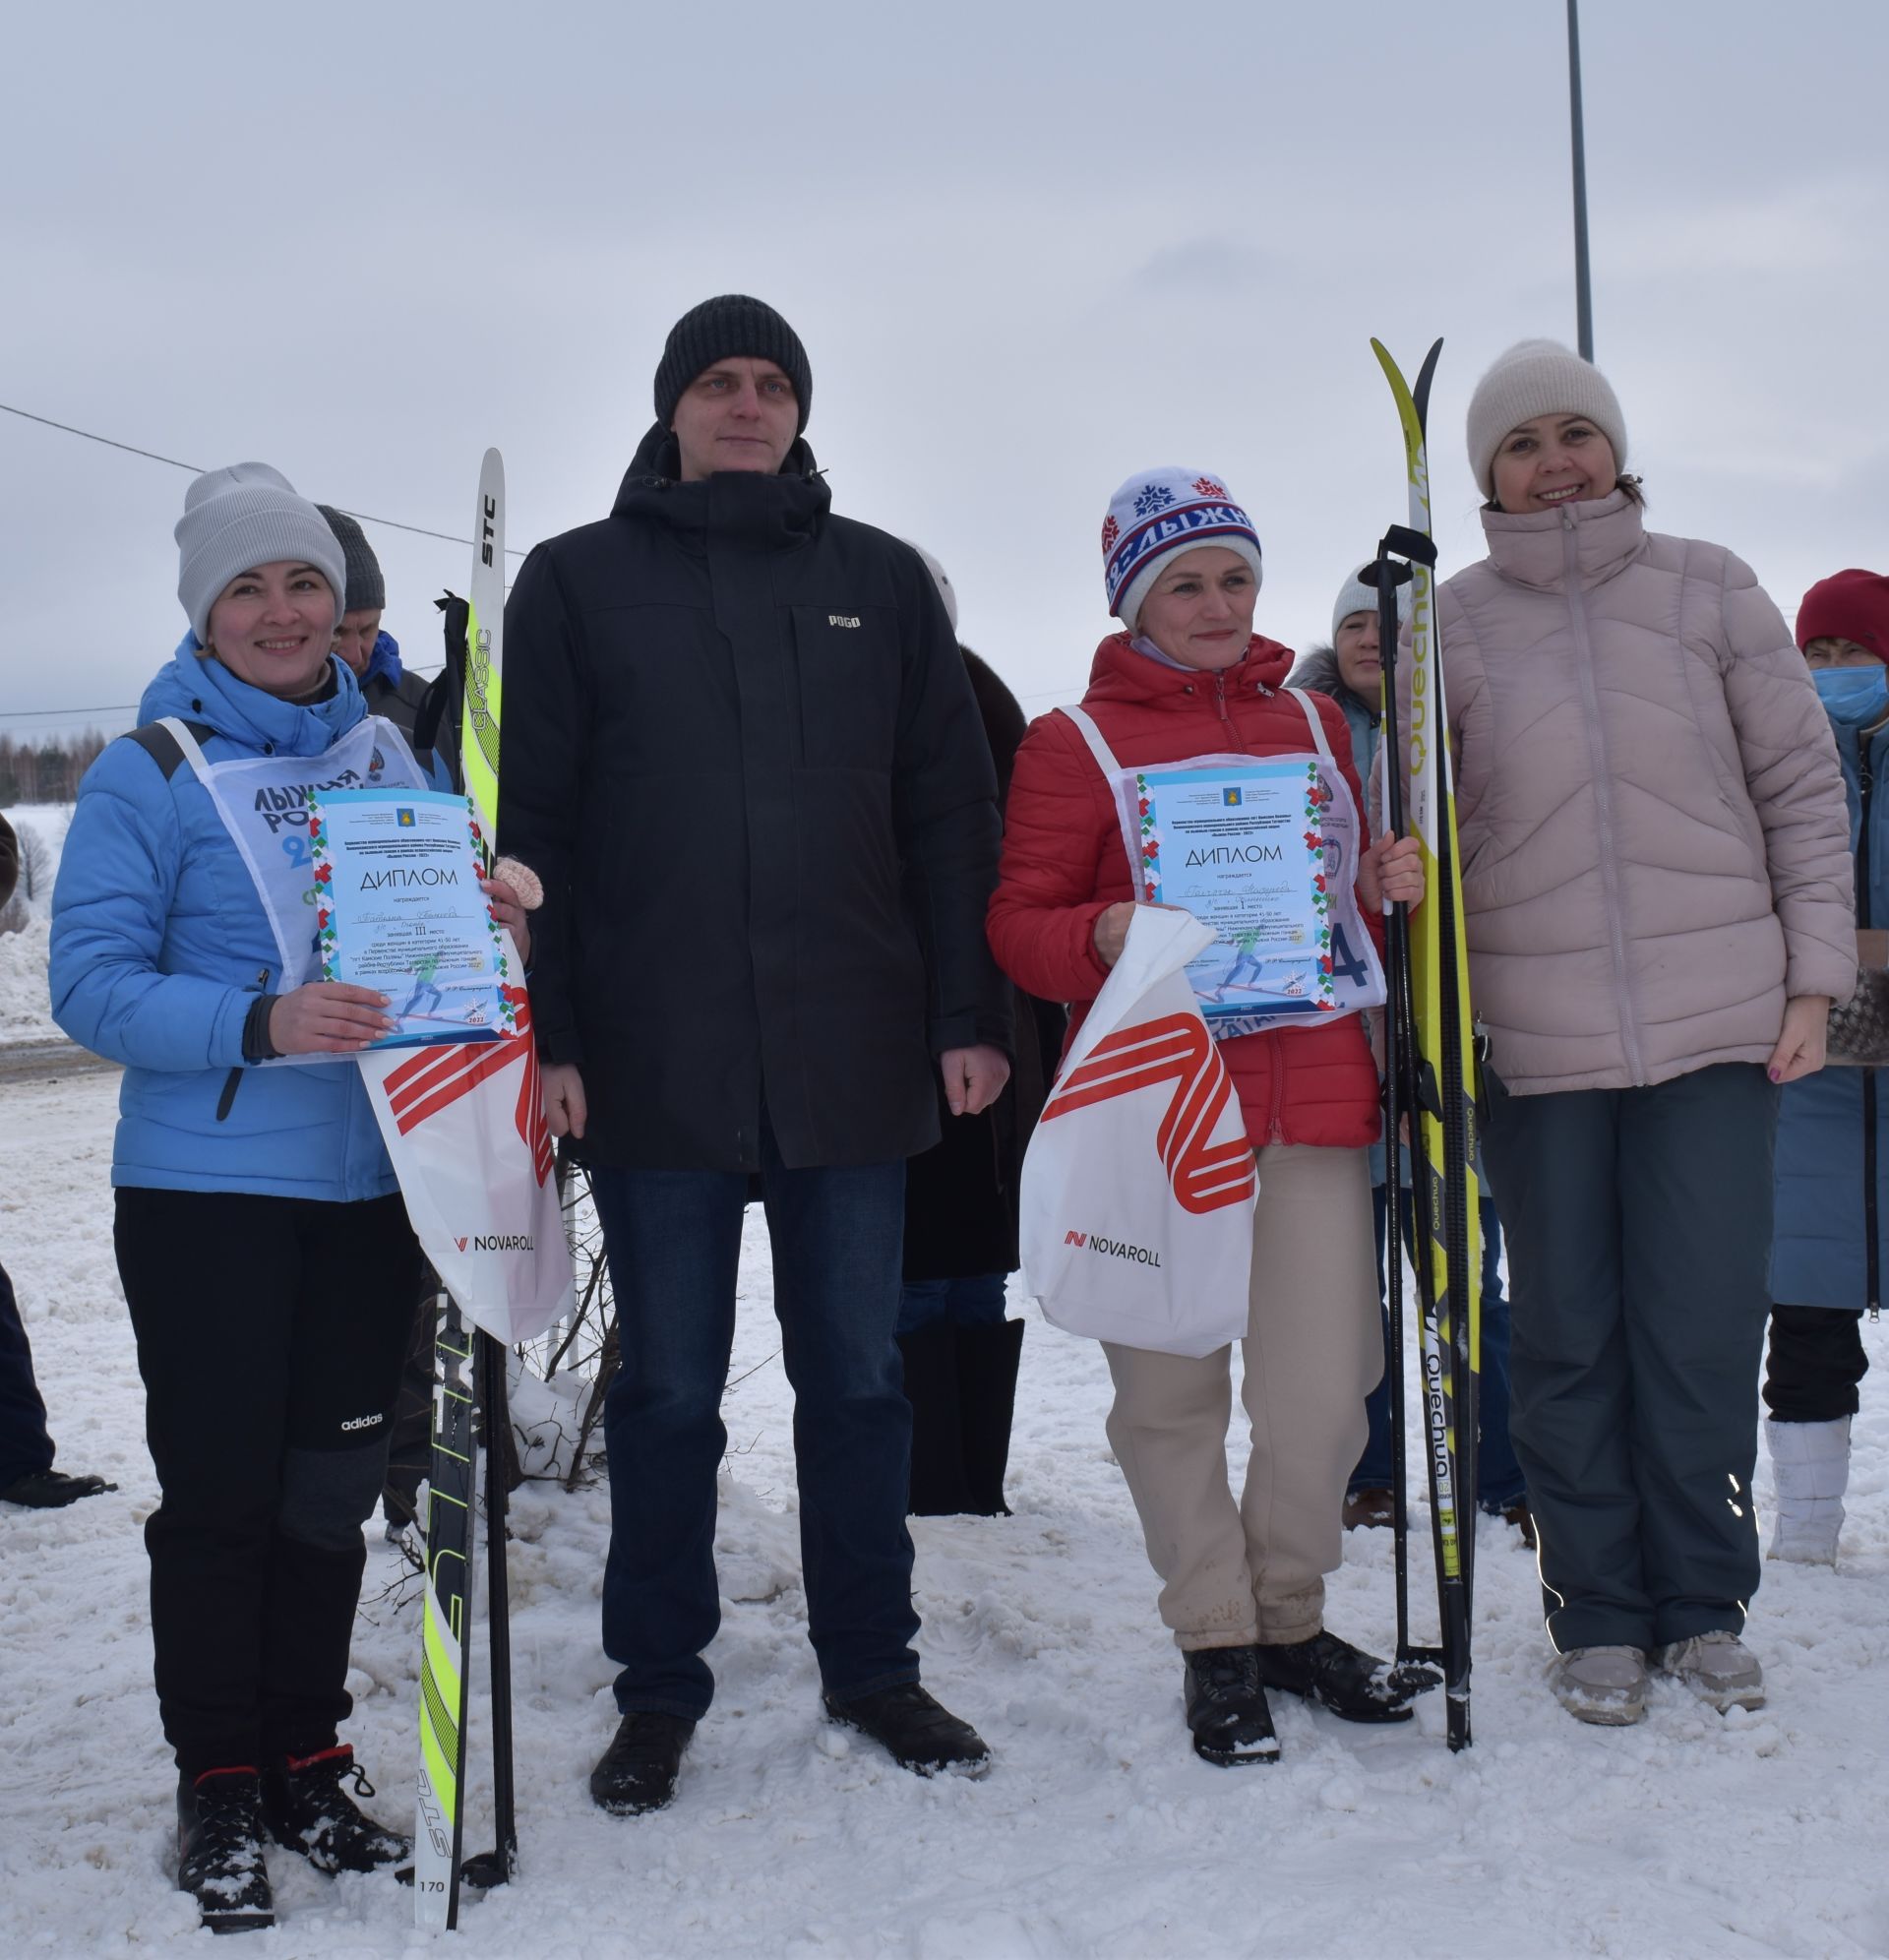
48, 464, 530, 1932
1295, 574, 1530, 1547
1764, 570, 1889, 1565
1411, 341, 1856, 1727
989, 469, 1438, 1767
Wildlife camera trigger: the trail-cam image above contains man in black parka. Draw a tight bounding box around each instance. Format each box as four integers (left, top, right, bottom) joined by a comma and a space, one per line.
501, 296, 1012, 1814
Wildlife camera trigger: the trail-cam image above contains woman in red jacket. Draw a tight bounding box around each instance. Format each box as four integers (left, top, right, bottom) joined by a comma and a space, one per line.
989, 468, 1433, 1765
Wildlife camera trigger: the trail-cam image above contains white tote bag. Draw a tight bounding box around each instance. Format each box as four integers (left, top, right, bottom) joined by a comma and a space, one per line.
356, 975, 575, 1346
1019, 906, 1257, 1358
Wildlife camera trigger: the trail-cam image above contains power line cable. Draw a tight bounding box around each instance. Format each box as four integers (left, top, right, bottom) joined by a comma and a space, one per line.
0, 400, 526, 557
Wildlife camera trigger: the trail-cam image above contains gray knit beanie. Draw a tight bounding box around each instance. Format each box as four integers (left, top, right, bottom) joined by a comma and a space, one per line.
175, 463, 346, 645
1465, 338, 1628, 500
653, 294, 812, 433
1331, 560, 1413, 641
316, 505, 386, 615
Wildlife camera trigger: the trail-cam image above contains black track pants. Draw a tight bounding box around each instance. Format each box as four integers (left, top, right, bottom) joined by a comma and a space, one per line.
1483, 1064, 1777, 1653
114, 1187, 421, 1775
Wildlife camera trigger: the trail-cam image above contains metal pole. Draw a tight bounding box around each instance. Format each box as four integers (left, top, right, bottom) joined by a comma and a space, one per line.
1567, 0, 1595, 359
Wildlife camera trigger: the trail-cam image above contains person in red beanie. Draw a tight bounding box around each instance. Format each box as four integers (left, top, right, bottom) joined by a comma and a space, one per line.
1764, 568, 1889, 1563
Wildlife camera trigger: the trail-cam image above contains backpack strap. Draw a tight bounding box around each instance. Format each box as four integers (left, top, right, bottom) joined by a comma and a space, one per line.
120, 718, 217, 782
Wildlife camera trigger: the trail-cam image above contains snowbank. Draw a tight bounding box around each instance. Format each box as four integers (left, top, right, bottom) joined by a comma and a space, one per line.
0, 915, 57, 1043
3, 1068, 1887, 1957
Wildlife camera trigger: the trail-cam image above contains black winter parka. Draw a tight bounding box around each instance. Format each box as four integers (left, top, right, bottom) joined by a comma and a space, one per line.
499, 426, 1010, 1172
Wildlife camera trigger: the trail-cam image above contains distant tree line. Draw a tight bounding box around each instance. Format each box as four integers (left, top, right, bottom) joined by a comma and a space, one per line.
0, 729, 110, 805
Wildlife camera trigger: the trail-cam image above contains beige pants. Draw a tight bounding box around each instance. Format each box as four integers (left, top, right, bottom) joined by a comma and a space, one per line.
1103, 1143, 1382, 1649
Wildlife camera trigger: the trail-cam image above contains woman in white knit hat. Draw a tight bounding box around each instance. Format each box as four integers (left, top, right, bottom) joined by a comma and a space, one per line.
50, 464, 530, 1930
990, 468, 1438, 1766
1409, 341, 1856, 1726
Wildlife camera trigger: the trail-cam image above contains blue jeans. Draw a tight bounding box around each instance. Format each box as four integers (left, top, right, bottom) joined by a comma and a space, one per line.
589, 1130, 919, 1721
895, 1271, 1010, 1335
1349, 1189, 1526, 1510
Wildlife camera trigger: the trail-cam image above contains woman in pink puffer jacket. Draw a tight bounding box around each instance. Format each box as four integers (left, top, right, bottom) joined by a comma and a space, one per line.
1415, 339, 1855, 1729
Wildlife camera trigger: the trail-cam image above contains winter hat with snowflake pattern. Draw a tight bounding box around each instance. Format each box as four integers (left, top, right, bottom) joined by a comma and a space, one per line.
1102, 468, 1263, 631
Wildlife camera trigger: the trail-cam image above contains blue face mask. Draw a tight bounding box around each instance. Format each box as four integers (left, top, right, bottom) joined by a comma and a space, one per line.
1814, 665, 1889, 725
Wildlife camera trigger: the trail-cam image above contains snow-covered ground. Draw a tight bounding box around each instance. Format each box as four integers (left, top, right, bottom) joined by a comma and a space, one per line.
4, 1066, 1888, 1958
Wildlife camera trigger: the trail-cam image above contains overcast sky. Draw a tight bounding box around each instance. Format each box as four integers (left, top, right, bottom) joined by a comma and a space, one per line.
3, 0, 1884, 746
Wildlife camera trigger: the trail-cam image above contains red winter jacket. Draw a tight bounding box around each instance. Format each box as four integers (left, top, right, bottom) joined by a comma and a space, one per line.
987, 633, 1383, 1150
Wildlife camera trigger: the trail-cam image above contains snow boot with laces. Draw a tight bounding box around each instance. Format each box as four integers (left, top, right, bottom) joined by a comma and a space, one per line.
1549, 1645, 1647, 1726
261, 1744, 409, 1873
1652, 1631, 1766, 1713
1182, 1645, 1279, 1766
177, 1767, 274, 1934
1256, 1629, 1440, 1723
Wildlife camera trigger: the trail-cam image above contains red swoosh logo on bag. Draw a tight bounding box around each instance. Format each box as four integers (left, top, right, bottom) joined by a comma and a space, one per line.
1041, 1013, 1255, 1216
383, 989, 555, 1185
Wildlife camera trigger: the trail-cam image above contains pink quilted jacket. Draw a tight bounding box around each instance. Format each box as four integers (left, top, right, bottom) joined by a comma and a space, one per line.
1404, 490, 1855, 1096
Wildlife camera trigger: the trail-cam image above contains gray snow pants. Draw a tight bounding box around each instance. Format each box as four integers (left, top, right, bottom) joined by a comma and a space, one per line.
1482, 1063, 1777, 1654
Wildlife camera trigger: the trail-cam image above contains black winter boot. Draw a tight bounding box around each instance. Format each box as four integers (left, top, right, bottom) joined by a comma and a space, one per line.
261, 1744, 408, 1873
1255, 1630, 1440, 1723
1182, 1646, 1279, 1766
177, 1767, 274, 1934
897, 1323, 973, 1516
955, 1319, 1023, 1516
823, 1682, 991, 1777
589, 1712, 696, 1815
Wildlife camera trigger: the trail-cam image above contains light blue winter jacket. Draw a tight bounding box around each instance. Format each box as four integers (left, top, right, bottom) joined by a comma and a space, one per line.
1770, 699, 1889, 1309
50, 644, 399, 1200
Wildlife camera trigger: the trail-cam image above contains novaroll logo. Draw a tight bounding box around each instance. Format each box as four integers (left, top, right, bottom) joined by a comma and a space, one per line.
1062, 1230, 1163, 1266
1041, 1012, 1255, 1215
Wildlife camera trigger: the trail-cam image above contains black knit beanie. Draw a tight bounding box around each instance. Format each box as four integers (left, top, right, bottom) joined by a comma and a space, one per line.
652, 295, 812, 433
315, 504, 386, 614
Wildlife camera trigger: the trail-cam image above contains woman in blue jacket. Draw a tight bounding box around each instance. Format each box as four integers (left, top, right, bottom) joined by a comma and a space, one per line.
1766, 569, 1889, 1563
50, 465, 521, 1932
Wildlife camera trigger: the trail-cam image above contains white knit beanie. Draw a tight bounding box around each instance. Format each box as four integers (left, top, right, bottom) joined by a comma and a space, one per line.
1330, 560, 1413, 641
175, 462, 347, 645
1101, 467, 1263, 631
1465, 339, 1628, 501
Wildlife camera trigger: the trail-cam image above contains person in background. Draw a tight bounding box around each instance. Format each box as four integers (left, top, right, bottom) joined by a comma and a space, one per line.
1297, 572, 1531, 1545
1424, 340, 1854, 1726
1, 817, 118, 1512
896, 546, 1065, 1518
1765, 569, 1889, 1562
317, 505, 457, 785
315, 505, 447, 1538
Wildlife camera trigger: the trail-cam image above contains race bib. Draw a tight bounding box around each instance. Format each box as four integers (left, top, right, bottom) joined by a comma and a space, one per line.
1060, 691, 1385, 1036
159, 716, 427, 989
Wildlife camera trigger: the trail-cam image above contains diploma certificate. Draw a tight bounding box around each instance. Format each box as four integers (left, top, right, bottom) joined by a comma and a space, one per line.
308, 789, 513, 1048
1136, 758, 1337, 1025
